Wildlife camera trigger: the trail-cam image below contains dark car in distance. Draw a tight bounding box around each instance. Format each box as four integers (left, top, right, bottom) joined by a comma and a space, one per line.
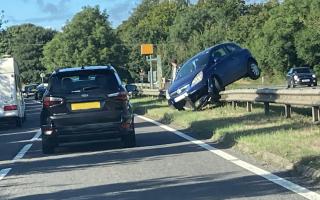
125, 84, 141, 98
40, 66, 135, 154
35, 83, 48, 101
286, 67, 317, 88
23, 84, 38, 98
166, 42, 260, 110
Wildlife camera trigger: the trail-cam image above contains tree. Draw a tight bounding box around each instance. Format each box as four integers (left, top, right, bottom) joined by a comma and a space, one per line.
42, 6, 129, 79
2, 24, 55, 83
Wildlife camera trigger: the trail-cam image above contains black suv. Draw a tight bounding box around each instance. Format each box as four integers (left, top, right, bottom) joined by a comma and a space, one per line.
286, 67, 317, 88
40, 66, 135, 154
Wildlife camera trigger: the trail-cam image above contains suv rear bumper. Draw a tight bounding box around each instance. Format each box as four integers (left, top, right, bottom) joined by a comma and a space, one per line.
41, 121, 133, 144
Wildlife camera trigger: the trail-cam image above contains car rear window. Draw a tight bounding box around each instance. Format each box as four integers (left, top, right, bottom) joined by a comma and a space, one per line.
49, 70, 120, 94
293, 68, 312, 73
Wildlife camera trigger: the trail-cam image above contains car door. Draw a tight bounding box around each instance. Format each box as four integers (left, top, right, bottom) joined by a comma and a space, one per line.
225, 43, 247, 79
210, 46, 237, 86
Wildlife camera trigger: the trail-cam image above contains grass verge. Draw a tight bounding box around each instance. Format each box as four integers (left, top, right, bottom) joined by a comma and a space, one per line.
131, 97, 320, 174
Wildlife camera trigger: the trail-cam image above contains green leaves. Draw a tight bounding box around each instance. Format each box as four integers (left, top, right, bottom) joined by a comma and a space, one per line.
0, 24, 55, 83
42, 6, 129, 79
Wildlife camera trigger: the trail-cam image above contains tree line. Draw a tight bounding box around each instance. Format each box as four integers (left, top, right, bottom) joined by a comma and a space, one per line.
0, 0, 320, 84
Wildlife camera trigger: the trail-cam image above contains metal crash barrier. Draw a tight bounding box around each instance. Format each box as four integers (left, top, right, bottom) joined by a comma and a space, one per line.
220, 88, 320, 123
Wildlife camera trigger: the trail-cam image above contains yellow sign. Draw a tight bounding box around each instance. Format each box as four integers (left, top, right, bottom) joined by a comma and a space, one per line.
141, 44, 154, 55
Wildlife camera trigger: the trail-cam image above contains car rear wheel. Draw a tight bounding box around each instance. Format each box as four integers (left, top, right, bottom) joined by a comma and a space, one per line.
248, 60, 260, 80
16, 117, 23, 127
42, 138, 55, 154
122, 131, 136, 148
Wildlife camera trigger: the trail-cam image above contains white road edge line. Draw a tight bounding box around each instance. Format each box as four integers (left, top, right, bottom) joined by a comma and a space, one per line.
12, 144, 33, 162
137, 115, 320, 200
0, 168, 12, 181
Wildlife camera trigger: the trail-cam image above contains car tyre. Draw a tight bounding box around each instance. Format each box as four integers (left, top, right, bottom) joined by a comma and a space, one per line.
16, 117, 23, 127
173, 101, 185, 111
291, 80, 295, 88
122, 131, 136, 148
247, 60, 260, 80
42, 138, 55, 154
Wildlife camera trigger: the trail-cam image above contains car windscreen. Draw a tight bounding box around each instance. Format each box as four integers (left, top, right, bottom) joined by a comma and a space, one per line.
175, 53, 209, 80
126, 85, 137, 92
50, 70, 120, 94
25, 85, 37, 92
293, 68, 311, 73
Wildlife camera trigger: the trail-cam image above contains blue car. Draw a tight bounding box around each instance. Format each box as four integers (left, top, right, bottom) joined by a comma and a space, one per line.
166, 42, 260, 110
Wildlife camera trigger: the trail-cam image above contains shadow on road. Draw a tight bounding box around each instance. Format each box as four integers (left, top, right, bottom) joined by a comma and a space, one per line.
8, 172, 297, 200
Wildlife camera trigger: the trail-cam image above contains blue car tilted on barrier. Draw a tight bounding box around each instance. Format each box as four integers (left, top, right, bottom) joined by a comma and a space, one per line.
166, 42, 260, 110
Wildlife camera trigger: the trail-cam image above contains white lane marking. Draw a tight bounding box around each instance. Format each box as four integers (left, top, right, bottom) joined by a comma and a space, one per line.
0, 129, 38, 137
0, 168, 12, 181
0, 129, 41, 181
12, 144, 32, 162
30, 129, 41, 142
137, 115, 320, 200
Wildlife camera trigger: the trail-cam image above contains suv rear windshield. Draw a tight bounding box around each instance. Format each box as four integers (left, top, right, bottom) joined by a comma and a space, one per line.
49, 70, 120, 94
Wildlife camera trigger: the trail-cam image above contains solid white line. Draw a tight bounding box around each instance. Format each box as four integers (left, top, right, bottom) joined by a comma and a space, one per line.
12, 144, 32, 162
137, 115, 320, 200
0, 168, 12, 181
30, 129, 41, 142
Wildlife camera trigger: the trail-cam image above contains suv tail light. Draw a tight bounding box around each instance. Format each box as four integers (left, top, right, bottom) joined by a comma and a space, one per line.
4, 105, 17, 111
43, 97, 63, 108
108, 92, 128, 101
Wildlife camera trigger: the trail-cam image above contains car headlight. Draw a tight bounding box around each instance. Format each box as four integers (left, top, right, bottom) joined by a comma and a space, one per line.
312, 74, 316, 78
294, 75, 299, 80
191, 71, 203, 87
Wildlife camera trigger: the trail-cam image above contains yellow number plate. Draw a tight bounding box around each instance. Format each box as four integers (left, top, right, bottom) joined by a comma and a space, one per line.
71, 102, 101, 111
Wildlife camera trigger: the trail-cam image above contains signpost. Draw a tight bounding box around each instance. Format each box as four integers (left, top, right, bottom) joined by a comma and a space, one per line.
40, 72, 45, 83
141, 44, 155, 89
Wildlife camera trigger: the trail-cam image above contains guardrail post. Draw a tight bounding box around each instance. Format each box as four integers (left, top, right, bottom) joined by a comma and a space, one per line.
246, 102, 252, 112
284, 104, 291, 118
264, 102, 270, 115
232, 101, 237, 109
312, 106, 319, 122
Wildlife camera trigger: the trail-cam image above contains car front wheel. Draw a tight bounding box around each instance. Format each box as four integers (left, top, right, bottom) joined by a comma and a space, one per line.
247, 60, 260, 80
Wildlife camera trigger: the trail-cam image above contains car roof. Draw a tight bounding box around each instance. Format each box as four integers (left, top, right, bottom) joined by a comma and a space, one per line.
53, 66, 115, 75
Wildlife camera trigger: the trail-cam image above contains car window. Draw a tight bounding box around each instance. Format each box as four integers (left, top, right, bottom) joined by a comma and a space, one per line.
126, 85, 137, 92
212, 47, 228, 60
175, 53, 209, 80
50, 70, 120, 94
225, 44, 241, 52
292, 68, 311, 73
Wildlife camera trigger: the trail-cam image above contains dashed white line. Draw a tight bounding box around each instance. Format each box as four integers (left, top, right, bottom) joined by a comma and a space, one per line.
12, 144, 33, 162
0, 129, 38, 137
137, 115, 320, 200
0, 168, 12, 181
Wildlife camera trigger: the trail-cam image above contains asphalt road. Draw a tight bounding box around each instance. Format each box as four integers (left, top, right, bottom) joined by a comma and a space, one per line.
0, 99, 319, 200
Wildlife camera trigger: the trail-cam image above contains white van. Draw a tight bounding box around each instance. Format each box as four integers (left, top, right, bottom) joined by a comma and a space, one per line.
0, 56, 25, 127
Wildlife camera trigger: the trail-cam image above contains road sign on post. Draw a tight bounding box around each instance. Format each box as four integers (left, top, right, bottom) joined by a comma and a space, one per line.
141, 44, 154, 55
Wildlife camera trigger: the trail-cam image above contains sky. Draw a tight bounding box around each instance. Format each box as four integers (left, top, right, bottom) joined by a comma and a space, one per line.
2, 0, 263, 30
2, 0, 142, 30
